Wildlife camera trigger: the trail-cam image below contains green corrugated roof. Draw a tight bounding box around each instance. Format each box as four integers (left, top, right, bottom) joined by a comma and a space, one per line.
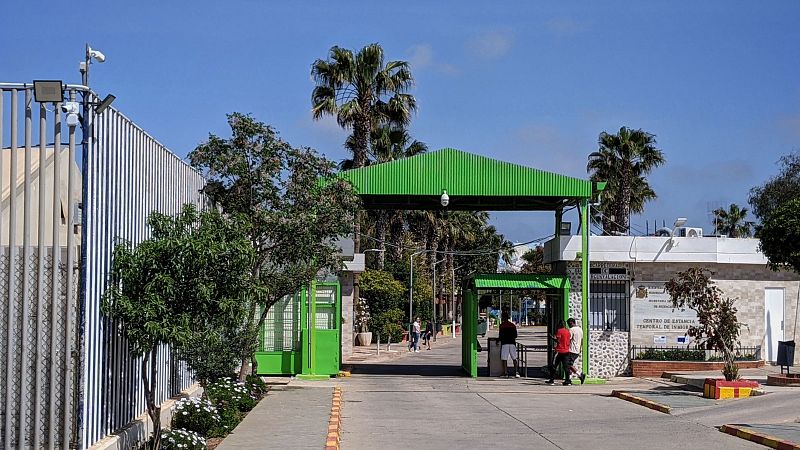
471, 273, 570, 290
340, 148, 596, 211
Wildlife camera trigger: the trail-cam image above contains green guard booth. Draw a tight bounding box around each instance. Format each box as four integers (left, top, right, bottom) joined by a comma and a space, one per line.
255, 281, 341, 378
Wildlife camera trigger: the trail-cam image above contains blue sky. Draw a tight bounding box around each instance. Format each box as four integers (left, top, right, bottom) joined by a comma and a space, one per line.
3, 2, 798, 243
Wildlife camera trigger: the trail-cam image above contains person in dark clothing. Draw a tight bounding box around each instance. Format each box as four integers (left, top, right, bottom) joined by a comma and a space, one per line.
547, 320, 572, 385
498, 312, 520, 378
424, 320, 434, 350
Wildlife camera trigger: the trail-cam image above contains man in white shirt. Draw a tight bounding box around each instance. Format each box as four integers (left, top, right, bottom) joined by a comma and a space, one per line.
567, 318, 586, 384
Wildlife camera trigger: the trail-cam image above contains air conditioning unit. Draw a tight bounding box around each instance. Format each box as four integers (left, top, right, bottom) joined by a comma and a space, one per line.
676, 227, 703, 238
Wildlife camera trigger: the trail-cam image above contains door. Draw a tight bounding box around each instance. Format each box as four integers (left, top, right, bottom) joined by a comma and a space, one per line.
312, 282, 341, 375
764, 288, 785, 362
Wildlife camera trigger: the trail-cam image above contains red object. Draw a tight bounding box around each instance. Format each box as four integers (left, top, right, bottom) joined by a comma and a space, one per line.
703, 378, 759, 399
555, 328, 571, 353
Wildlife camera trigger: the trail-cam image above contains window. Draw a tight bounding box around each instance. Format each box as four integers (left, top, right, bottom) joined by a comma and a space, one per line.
589, 280, 629, 331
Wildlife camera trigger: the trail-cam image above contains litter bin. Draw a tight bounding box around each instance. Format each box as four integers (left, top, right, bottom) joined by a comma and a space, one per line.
777, 340, 795, 374
477, 317, 488, 336
487, 337, 503, 376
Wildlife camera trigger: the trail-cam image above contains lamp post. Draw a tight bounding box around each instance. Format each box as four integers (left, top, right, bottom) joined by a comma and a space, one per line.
431, 256, 446, 342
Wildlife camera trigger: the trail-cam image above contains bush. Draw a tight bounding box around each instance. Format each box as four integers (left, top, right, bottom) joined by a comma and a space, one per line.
211, 408, 245, 438
171, 397, 221, 436
160, 428, 206, 450
245, 375, 268, 399
634, 348, 705, 361
373, 308, 405, 344
206, 378, 258, 412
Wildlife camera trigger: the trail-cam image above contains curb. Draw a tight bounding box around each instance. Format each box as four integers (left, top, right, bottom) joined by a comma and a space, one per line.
325, 387, 343, 450
719, 425, 800, 450
611, 390, 671, 414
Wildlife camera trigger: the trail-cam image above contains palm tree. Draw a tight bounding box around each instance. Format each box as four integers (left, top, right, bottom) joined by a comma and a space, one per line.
312, 44, 416, 252
587, 127, 665, 235
713, 203, 753, 238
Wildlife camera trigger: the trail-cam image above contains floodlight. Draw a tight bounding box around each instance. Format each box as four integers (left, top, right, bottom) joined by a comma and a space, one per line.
673, 217, 687, 228
94, 94, 116, 114
440, 190, 450, 207
670, 217, 688, 247
560, 221, 572, 235
33, 80, 64, 103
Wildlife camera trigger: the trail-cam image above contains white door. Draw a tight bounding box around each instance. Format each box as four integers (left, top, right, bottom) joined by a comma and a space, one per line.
764, 288, 785, 362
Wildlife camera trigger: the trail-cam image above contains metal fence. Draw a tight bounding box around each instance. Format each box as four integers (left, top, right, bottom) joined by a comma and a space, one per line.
630, 345, 762, 361
79, 92, 205, 448
1, 83, 206, 449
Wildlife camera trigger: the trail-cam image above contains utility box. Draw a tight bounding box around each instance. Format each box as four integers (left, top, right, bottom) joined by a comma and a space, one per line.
487, 337, 504, 376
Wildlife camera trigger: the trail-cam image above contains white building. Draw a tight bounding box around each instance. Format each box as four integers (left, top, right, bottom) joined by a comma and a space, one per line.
544, 233, 800, 378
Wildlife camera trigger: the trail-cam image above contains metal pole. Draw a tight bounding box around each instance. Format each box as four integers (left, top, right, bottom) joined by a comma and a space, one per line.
432, 259, 436, 342
452, 266, 456, 338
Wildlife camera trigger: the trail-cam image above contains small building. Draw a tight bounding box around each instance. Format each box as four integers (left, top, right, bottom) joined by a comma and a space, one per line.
544, 233, 800, 378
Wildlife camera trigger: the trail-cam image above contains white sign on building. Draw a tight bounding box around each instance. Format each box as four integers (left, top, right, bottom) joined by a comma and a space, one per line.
632, 282, 698, 332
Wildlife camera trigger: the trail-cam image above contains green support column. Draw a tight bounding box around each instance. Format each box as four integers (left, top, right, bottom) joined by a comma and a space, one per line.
580, 199, 590, 375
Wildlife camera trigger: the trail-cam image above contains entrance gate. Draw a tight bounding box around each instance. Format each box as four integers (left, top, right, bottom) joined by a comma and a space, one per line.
462, 274, 570, 377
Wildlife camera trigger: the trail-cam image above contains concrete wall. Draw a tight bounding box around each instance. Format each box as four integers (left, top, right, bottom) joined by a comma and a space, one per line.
340, 271, 354, 359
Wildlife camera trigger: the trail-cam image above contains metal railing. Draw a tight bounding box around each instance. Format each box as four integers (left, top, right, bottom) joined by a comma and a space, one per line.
516, 342, 548, 378
630, 345, 762, 362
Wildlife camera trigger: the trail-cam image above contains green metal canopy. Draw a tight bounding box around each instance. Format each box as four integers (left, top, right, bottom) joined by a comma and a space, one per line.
471, 273, 571, 290
340, 148, 600, 210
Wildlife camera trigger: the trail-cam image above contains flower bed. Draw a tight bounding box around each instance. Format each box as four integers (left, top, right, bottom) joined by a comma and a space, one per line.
631, 359, 764, 377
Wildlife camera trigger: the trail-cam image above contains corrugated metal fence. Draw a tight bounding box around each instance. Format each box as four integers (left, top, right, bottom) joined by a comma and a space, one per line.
1, 83, 205, 449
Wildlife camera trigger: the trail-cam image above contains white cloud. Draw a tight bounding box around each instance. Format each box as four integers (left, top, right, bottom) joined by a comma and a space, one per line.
406, 43, 460, 76
545, 18, 587, 37
468, 29, 514, 60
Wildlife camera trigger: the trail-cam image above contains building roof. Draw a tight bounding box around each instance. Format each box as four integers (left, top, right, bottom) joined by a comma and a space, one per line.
340, 148, 601, 211
470, 273, 571, 290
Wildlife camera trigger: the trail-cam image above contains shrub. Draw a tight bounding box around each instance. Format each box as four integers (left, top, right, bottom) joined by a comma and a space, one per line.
245, 375, 268, 399
160, 428, 206, 450
171, 397, 221, 436
206, 378, 258, 412
635, 348, 705, 361
210, 408, 245, 438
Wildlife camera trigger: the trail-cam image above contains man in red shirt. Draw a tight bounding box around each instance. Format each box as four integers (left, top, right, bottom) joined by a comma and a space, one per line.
546, 320, 573, 385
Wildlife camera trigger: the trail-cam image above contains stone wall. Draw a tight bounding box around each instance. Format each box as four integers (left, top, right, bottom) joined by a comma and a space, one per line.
340, 272, 354, 358
589, 330, 631, 377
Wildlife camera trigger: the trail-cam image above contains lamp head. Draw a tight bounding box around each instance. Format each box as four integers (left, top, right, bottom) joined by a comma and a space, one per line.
673, 217, 687, 228
440, 190, 449, 207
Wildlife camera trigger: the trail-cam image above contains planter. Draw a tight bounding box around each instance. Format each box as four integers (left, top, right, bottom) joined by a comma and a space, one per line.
766, 373, 800, 386
356, 332, 372, 346
631, 360, 764, 378
703, 378, 759, 399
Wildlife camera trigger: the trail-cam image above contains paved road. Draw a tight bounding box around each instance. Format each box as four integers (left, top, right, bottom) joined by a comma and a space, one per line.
340, 331, 762, 450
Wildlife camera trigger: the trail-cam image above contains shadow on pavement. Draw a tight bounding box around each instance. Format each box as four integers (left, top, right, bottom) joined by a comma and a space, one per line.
350, 363, 464, 376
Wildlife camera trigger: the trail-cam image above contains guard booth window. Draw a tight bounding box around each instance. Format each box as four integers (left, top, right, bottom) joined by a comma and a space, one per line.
589, 280, 629, 331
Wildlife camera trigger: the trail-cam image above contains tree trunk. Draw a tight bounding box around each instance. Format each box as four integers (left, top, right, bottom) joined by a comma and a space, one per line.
142, 346, 162, 450
375, 210, 388, 270
388, 212, 404, 260
619, 164, 633, 235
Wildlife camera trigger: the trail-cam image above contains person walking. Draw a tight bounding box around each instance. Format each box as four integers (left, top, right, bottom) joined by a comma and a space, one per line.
408, 317, 421, 352
424, 319, 434, 350
546, 320, 572, 385
499, 312, 520, 378
568, 318, 586, 384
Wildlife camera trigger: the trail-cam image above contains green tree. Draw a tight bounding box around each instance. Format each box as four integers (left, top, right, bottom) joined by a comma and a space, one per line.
665, 268, 742, 380
189, 113, 359, 379
749, 151, 800, 221
587, 127, 666, 235
756, 198, 800, 274
311, 43, 416, 252
712, 203, 753, 238
102, 205, 254, 449
360, 270, 406, 321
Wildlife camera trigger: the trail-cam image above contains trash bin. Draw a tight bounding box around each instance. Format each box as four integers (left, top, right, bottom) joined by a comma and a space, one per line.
777, 340, 795, 373
477, 317, 488, 336
487, 337, 503, 376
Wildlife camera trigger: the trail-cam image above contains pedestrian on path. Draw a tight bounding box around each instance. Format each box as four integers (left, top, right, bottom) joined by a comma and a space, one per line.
547, 320, 572, 385
408, 317, 421, 352
568, 318, 586, 384
499, 312, 520, 378
424, 319, 434, 350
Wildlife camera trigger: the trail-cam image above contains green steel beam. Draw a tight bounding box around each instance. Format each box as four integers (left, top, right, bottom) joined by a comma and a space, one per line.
580, 199, 589, 375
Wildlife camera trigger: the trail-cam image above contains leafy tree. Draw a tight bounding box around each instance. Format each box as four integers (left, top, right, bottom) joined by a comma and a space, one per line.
712, 203, 753, 238
665, 268, 742, 380
373, 308, 405, 348
587, 127, 666, 235
102, 205, 254, 449
189, 113, 359, 379
360, 270, 406, 323
519, 246, 549, 274
311, 43, 416, 252
749, 151, 800, 221
756, 198, 800, 274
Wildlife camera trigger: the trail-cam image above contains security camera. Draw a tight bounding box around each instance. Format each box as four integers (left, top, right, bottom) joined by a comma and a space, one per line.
87, 47, 105, 63
61, 102, 80, 114
440, 190, 450, 207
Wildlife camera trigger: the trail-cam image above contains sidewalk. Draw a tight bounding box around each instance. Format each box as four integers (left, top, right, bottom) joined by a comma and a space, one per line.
216, 386, 332, 449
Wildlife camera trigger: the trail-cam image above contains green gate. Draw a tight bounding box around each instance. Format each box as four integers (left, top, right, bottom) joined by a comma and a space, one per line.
255, 281, 341, 377
462, 274, 570, 377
